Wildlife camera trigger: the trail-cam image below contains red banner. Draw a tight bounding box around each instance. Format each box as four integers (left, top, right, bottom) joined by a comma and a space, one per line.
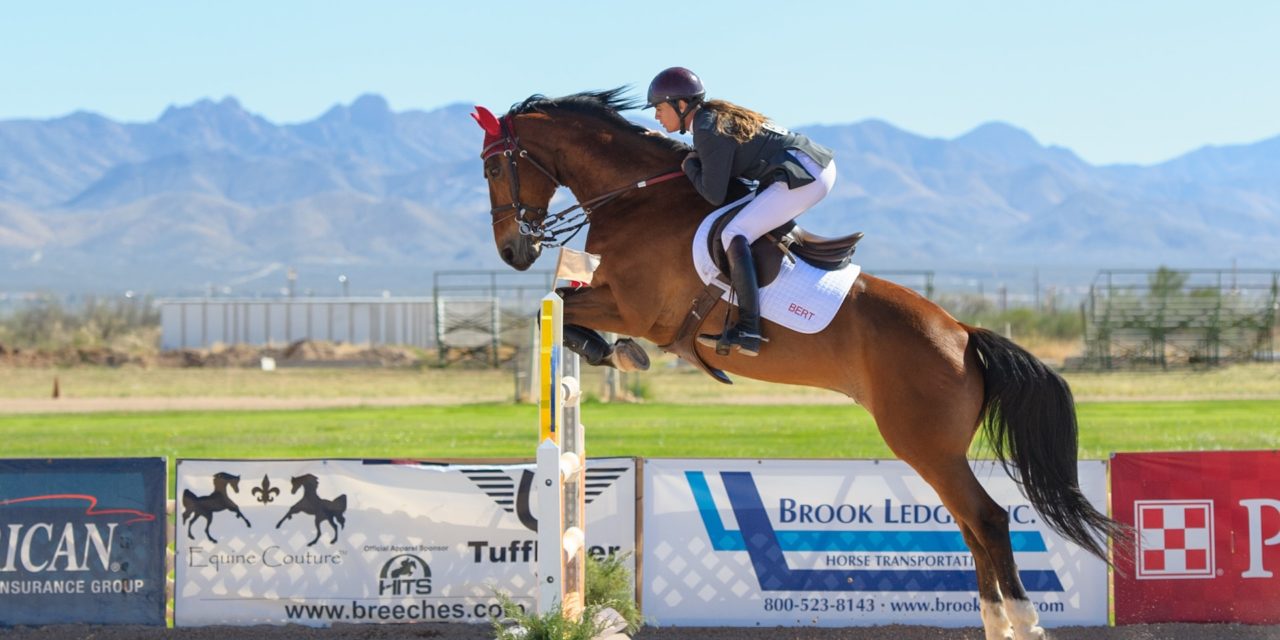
1111, 451, 1280, 624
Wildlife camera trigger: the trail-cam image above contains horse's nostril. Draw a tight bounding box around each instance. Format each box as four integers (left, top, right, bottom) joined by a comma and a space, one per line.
501, 247, 515, 265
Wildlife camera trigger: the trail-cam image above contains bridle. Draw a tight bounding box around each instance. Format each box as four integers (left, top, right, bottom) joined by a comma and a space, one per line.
481, 113, 683, 248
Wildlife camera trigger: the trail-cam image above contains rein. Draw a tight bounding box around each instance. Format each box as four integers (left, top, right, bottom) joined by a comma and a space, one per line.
482, 116, 683, 247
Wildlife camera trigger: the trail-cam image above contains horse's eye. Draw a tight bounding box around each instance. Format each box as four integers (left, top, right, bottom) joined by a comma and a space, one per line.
487, 165, 501, 178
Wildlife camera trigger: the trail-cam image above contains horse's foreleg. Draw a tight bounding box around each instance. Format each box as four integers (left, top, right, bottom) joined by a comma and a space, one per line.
276, 507, 297, 528
308, 520, 322, 547
559, 285, 628, 333
557, 286, 648, 371
234, 507, 252, 528
564, 325, 649, 371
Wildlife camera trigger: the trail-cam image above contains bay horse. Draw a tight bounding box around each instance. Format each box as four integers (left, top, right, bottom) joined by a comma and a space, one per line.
473, 89, 1123, 640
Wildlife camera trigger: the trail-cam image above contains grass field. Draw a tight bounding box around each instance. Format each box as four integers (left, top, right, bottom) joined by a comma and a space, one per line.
5, 399, 1278, 484
4, 360, 1277, 486
2, 361, 1279, 403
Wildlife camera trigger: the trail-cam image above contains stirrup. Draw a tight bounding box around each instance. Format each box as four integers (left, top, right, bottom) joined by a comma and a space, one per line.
697, 329, 765, 357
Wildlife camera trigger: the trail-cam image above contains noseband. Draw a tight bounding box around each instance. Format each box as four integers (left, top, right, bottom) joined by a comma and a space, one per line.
481, 115, 683, 248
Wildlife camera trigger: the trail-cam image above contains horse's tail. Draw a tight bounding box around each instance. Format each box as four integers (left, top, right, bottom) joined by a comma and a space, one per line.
180, 489, 196, 522
966, 326, 1127, 562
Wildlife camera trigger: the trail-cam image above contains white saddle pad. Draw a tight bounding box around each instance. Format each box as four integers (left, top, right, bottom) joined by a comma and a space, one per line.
692, 195, 861, 335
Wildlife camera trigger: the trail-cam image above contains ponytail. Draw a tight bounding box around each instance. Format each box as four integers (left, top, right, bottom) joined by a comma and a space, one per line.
703, 99, 768, 144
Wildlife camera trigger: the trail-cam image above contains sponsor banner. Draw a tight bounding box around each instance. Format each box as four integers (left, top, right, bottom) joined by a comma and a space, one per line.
643, 459, 1107, 627
174, 458, 635, 626
0, 458, 167, 626
1112, 451, 1280, 624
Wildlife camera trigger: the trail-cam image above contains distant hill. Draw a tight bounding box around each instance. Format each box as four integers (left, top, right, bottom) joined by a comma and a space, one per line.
1, 94, 1276, 295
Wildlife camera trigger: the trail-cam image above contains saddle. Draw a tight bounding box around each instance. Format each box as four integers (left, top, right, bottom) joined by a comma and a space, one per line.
660, 201, 865, 384
706, 204, 864, 283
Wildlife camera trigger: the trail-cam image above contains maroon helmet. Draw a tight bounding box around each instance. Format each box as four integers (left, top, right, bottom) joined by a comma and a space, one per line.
646, 67, 705, 108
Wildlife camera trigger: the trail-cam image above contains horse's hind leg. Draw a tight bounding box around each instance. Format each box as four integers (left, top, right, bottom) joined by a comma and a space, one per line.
203, 516, 218, 544
873, 409, 1022, 638
925, 460, 1042, 640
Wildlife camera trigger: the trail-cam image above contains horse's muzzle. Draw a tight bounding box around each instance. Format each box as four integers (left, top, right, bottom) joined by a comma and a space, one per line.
500, 238, 541, 271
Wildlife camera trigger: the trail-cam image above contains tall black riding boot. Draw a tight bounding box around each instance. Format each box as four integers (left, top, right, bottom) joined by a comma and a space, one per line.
697, 235, 764, 356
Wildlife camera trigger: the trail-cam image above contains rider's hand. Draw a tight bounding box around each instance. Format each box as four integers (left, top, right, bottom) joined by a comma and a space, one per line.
682, 151, 700, 171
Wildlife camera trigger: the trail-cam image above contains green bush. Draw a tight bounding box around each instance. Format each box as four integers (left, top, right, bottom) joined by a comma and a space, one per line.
585, 552, 640, 633
492, 597, 606, 640
492, 552, 639, 639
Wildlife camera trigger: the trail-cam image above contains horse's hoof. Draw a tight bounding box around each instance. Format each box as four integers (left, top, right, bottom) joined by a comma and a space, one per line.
611, 339, 649, 372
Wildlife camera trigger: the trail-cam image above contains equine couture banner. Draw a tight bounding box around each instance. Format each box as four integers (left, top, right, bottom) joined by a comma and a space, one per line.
174, 458, 636, 627
0, 458, 167, 626
643, 459, 1108, 627
1111, 451, 1280, 624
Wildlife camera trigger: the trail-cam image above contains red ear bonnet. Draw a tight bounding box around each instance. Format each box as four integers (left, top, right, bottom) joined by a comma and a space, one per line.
471, 106, 502, 136
472, 106, 509, 158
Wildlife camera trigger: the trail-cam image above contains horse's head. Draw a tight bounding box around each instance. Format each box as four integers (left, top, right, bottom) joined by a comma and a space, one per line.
290, 474, 318, 494
473, 105, 559, 271
214, 472, 241, 493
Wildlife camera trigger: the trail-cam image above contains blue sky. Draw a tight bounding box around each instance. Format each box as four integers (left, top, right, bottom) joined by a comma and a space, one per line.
2, 1, 1276, 165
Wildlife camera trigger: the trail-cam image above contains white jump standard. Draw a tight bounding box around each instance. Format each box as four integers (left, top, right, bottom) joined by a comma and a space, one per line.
536, 293, 587, 620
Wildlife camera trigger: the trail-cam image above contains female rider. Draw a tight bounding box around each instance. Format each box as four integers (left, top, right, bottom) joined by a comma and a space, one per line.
647, 66, 837, 357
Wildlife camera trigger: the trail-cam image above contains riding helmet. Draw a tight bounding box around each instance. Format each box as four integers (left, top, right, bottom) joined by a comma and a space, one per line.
646, 67, 705, 107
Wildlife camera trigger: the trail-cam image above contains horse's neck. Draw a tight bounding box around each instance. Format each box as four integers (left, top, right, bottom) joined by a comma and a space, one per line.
540, 122, 679, 202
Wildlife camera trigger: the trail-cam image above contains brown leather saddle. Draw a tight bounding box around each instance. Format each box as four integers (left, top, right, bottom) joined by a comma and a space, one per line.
659, 201, 864, 384
707, 202, 863, 282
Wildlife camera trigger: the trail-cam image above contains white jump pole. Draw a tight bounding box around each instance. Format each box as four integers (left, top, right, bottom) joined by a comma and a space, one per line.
536, 293, 587, 620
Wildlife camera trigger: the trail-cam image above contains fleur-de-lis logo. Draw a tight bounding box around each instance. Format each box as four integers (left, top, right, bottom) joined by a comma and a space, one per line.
252, 474, 280, 504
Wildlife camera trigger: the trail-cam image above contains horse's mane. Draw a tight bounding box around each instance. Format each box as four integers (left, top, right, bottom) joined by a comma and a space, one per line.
508, 88, 689, 155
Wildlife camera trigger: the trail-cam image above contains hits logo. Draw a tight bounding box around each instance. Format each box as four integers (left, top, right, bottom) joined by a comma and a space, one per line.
377, 554, 432, 596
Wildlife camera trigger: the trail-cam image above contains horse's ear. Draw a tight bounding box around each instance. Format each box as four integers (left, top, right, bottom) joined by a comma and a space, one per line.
472, 106, 502, 136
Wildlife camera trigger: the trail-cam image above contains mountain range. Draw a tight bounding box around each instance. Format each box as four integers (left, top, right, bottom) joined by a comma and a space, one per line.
1, 94, 1276, 295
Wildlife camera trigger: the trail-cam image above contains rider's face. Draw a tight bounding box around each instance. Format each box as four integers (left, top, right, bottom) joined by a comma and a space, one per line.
654, 101, 687, 133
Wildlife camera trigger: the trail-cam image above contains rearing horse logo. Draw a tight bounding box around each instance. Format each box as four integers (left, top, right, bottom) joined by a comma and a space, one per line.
181, 472, 252, 543
275, 474, 347, 546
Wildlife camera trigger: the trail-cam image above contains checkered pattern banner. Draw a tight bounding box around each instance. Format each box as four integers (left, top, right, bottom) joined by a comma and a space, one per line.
1112, 451, 1280, 624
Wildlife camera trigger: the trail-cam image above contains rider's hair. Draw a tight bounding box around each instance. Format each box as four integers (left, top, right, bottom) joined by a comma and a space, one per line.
702, 99, 768, 144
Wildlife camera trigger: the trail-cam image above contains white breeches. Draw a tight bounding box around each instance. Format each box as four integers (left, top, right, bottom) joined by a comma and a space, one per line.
719, 151, 837, 248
